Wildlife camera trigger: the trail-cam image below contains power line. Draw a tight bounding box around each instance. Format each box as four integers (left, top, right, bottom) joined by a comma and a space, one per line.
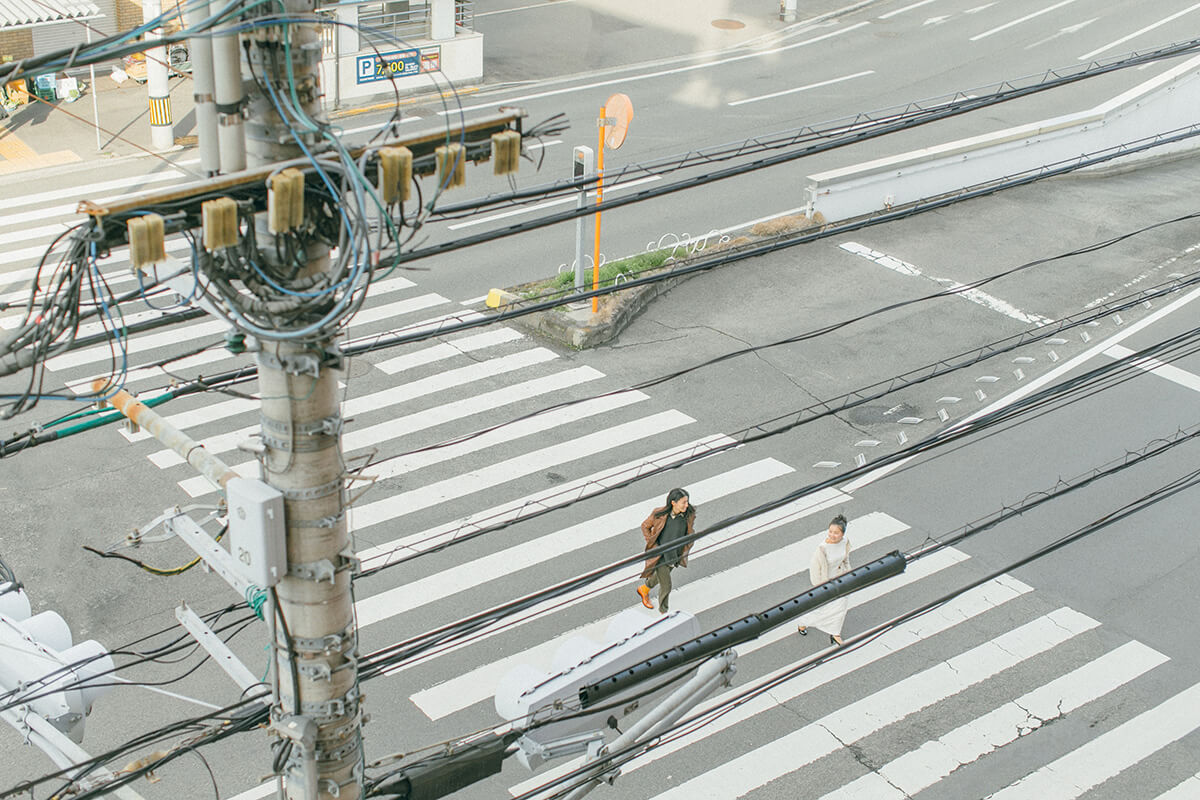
508, 438, 1200, 799
355, 327, 1200, 676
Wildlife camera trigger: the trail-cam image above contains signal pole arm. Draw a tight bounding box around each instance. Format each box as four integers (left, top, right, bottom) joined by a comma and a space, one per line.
0, 706, 147, 800
561, 651, 737, 800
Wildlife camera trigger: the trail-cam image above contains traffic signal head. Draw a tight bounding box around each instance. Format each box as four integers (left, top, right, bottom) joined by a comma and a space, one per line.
495, 607, 701, 770
0, 584, 114, 743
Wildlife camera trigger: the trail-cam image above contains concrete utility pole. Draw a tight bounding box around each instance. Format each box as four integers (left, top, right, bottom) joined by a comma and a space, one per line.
237, 4, 362, 799
141, 0, 174, 150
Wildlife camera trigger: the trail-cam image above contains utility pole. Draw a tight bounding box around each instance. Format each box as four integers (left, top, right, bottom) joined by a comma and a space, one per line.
236, 4, 362, 799
142, 0, 174, 151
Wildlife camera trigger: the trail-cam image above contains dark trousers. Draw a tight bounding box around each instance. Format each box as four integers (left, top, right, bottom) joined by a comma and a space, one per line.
645, 563, 674, 612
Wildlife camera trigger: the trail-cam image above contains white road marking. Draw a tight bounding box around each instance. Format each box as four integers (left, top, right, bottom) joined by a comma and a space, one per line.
821, 641, 1169, 799
842, 282, 1200, 492
375, 327, 523, 373
68, 348, 241, 395
509, 571, 1032, 796
223, 781, 275, 800
969, 0, 1079, 41
0, 169, 185, 213
878, 0, 939, 20
445, 175, 662, 230
339, 117, 421, 136
651, 609, 1099, 800
988, 682, 1200, 799
46, 318, 233, 372
474, 0, 576, 17
175, 348, 561, 492
349, 409, 695, 529
60, 293, 444, 379
1026, 18, 1096, 50
1157, 772, 1200, 799
357, 458, 791, 631
1077, 2, 1200, 61
0, 220, 89, 248
355, 433, 737, 568
442, 23, 871, 115
415, 505, 911, 722
153, 353, 580, 471
728, 70, 874, 107
342, 308, 486, 345
840, 241, 1053, 325
359, 389, 649, 483
1105, 344, 1200, 393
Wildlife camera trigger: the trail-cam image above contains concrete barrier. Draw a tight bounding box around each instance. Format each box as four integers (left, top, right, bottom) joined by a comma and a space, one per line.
806, 54, 1200, 222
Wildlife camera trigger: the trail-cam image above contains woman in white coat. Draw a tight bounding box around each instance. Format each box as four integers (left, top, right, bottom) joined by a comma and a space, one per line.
797, 514, 851, 646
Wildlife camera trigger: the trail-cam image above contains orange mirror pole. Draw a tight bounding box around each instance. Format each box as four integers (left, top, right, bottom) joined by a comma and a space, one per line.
592, 104, 606, 313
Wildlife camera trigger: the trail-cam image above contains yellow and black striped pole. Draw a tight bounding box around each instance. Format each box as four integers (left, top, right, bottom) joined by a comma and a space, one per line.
143, 0, 175, 150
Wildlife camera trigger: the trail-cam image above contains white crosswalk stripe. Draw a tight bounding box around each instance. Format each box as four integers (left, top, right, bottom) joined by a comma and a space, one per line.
650, 609, 1101, 800
4, 180, 1196, 800
351, 409, 696, 530
820, 640, 1169, 800
149, 365, 603, 468
987, 682, 1200, 799
415, 511, 920, 721
1157, 772, 1200, 799
510, 572, 1035, 797
356, 458, 793, 630
355, 434, 740, 568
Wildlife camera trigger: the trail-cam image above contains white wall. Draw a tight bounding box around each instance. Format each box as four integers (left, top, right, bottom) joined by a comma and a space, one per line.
323, 30, 482, 107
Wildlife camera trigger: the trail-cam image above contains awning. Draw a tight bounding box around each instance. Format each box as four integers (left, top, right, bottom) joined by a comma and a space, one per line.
0, 0, 102, 30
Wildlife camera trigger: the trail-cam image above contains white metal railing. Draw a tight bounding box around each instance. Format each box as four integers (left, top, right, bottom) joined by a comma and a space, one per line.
455, 0, 474, 29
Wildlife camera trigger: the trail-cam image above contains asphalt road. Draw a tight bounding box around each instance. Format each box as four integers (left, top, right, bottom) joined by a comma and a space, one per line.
2, 1, 1200, 799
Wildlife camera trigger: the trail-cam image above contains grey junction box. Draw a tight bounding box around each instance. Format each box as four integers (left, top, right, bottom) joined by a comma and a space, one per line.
227, 477, 287, 587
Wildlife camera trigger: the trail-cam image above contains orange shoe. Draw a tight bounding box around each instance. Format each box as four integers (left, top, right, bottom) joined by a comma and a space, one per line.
637, 585, 653, 609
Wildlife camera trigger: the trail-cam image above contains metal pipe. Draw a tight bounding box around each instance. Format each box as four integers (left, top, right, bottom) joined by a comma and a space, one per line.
563, 652, 737, 800
212, 11, 246, 173
183, 0, 220, 174
89, 380, 238, 493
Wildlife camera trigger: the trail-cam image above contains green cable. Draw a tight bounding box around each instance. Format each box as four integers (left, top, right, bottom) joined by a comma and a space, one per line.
245, 585, 268, 620
51, 391, 176, 437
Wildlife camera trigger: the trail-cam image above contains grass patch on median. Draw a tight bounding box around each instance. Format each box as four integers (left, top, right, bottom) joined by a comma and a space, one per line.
519, 247, 680, 305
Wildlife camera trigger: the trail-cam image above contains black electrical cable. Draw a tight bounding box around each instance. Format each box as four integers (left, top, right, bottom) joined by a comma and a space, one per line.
396, 45, 1200, 262
350, 124, 1200, 357
511, 458, 1200, 800
357, 327, 1200, 675
373, 205, 1200, 467
355, 262, 1200, 579
426, 37, 1200, 221
366, 426, 1200, 800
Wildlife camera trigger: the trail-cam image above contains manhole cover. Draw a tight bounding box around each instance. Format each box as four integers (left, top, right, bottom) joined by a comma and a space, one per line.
712, 18, 745, 29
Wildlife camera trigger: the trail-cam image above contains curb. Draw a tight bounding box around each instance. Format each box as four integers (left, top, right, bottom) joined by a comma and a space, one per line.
488, 266, 702, 349
485, 214, 823, 350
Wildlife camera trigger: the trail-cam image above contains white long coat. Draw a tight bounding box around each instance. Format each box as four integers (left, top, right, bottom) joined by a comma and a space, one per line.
797, 538, 851, 636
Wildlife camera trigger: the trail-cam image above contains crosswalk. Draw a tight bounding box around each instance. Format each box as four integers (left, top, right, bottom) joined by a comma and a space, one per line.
2, 167, 1198, 800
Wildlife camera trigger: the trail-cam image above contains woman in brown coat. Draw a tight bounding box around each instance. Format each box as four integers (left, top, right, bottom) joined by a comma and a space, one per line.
636, 488, 696, 613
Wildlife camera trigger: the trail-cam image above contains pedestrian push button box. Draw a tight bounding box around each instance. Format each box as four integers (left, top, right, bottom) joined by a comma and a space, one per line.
227, 477, 286, 588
